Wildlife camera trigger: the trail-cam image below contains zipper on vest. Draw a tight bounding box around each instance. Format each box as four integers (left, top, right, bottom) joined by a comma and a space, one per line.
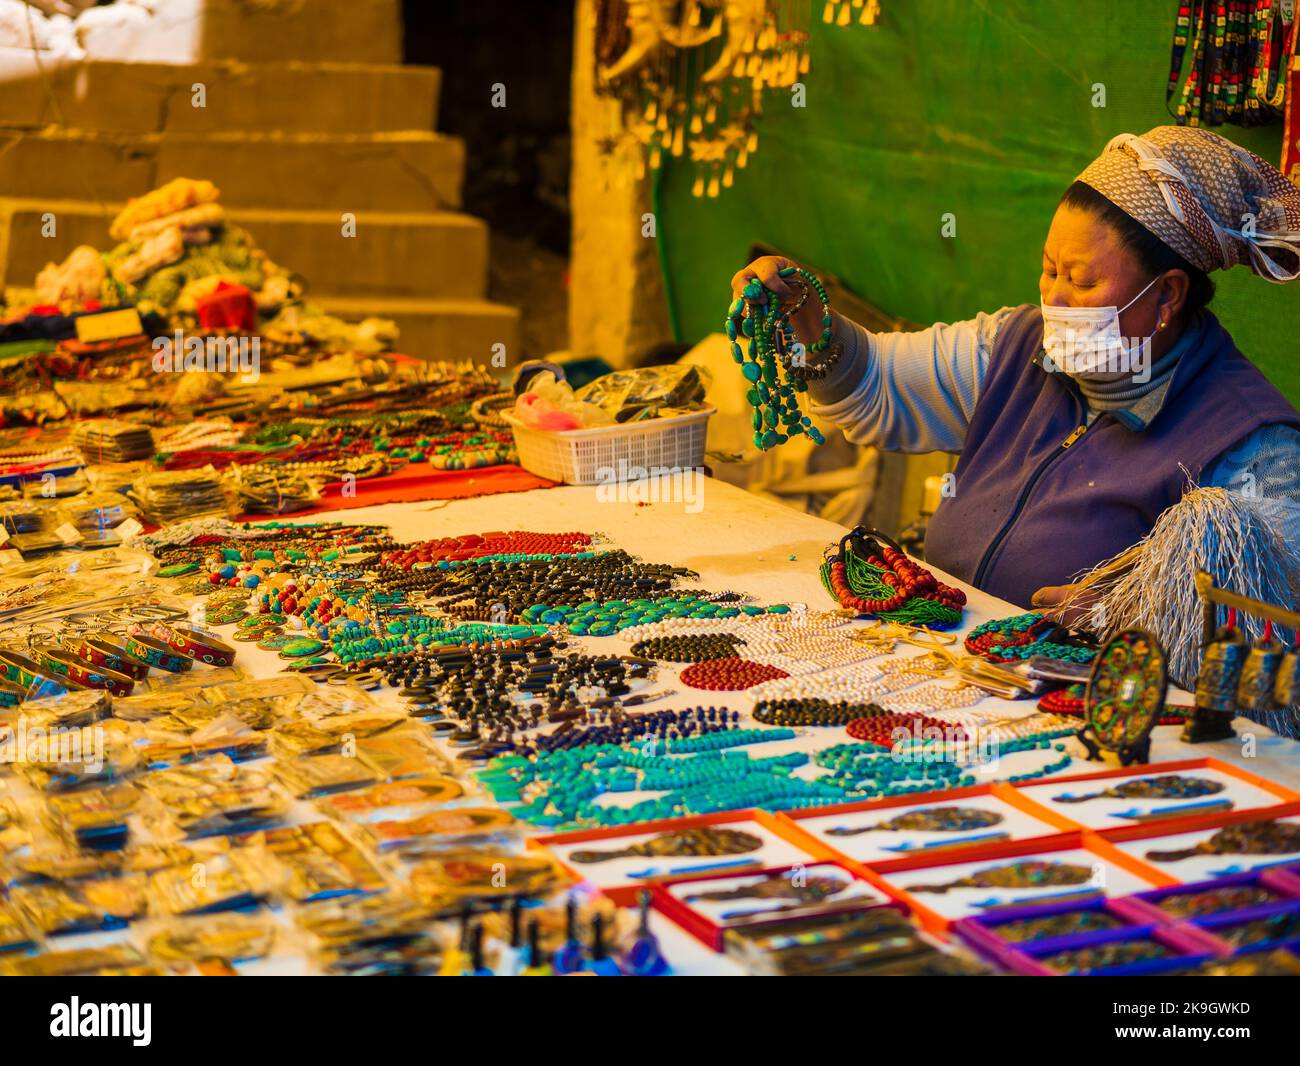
971, 423, 1089, 590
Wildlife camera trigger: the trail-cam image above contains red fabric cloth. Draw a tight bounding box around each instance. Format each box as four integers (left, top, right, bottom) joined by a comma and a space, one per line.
196, 282, 257, 332
235, 461, 555, 521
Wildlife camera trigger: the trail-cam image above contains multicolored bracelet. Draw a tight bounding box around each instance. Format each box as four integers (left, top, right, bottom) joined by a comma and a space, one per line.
36, 647, 135, 697
123, 630, 194, 673
140, 622, 237, 668
0, 649, 82, 697
72, 634, 152, 681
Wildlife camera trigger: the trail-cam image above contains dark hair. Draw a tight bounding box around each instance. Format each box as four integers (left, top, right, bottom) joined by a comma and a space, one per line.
1059, 180, 1215, 317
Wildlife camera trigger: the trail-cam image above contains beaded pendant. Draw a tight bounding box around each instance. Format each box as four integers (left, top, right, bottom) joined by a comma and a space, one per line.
684, 874, 847, 904
826, 807, 1003, 836
909, 860, 1095, 895
726, 265, 828, 451
1052, 775, 1226, 803
1145, 819, 1300, 862
568, 827, 763, 864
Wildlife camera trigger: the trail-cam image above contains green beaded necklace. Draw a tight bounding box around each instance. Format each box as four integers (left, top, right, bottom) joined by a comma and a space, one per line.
726, 265, 830, 451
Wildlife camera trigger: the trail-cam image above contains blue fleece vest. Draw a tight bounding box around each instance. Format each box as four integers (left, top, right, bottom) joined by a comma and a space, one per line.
923, 304, 1300, 607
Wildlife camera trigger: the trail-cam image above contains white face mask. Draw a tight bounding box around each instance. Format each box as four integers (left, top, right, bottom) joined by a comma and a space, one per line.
1040, 273, 1162, 376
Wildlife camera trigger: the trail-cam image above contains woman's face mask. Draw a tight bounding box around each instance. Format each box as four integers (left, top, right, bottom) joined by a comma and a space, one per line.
1040, 273, 1162, 375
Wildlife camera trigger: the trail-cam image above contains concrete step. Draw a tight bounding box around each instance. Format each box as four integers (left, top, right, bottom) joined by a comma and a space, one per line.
314, 295, 521, 363
75, 0, 402, 65
0, 128, 464, 212
0, 57, 440, 135
0, 199, 488, 300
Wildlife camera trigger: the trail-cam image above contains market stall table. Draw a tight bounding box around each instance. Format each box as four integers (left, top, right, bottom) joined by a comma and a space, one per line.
11, 477, 1300, 977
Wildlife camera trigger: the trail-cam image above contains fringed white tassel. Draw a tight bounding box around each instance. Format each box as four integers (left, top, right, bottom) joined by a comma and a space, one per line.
1068, 485, 1300, 697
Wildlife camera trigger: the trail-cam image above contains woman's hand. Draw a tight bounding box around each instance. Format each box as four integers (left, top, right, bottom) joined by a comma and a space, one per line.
1030, 582, 1100, 630
731, 255, 827, 350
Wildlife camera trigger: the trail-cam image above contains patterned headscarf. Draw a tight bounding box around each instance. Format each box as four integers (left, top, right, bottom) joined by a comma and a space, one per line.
1077, 126, 1300, 283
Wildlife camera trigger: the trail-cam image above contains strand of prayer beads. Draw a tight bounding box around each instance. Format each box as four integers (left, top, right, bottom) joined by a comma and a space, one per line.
726, 265, 828, 451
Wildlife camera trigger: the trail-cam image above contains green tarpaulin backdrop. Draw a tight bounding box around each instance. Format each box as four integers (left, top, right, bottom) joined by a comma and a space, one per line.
656, 0, 1299, 401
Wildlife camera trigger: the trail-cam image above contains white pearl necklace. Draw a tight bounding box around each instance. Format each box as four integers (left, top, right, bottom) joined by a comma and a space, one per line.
617, 617, 733, 642
877, 681, 985, 714
744, 662, 886, 703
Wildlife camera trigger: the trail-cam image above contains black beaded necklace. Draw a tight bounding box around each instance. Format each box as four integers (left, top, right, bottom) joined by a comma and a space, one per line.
752, 698, 884, 727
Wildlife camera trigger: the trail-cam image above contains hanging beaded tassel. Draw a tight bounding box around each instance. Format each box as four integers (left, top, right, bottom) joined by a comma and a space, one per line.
1068, 486, 1300, 704
819, 527, 966, 628
726, 265, 829, 451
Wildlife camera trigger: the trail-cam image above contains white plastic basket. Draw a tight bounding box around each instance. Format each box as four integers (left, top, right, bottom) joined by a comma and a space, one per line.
503, 407, 714, 486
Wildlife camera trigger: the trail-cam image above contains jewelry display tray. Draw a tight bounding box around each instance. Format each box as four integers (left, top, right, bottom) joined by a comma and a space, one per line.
531, 761, 1300, 946
1010, 757, 1300, 829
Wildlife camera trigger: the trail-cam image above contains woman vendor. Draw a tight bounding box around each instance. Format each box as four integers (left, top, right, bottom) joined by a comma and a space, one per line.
733, 126, 1300, 610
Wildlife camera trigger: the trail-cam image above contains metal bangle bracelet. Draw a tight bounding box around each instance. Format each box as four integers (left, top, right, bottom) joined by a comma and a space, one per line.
75, 634, 153, 681
0, 648, 82, 696
139, 621, 237, 668
35, 646, 135, 697
123, 630, 193, 673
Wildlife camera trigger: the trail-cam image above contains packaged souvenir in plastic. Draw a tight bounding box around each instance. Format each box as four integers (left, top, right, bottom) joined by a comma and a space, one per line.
147, 846, 279, 916
21, 688, 113, 728
6, 839, 227, 884
47, 780, 141, 850
0, 943, 160, 976
409, 849, 572, 907
146, 664, 248, 693
0, 897, 34, 953
137, 720, 268, 767
246, 822, 388, 902
297, 893, 446, 976
320, 775, 466, 821
146, 911, 278, 966
574, 363, 710, 421
354, 731, 446, 779
272, 755, 377, 799
110, 691, 202, 722
15, 723, 142, 793
201, 674, 313, 703
369, 808, 519, 858
141, 757, 289, 838
268, 714, 408, 759
10, 874, 149, 935
173, 697, 277, 732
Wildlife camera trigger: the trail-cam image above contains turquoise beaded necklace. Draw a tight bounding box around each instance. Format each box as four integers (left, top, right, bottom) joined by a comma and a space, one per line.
480, 737, 850, 829
815, 730, 1076, 798
726, 265, 830, 451
520, 595, 790, 637
965, 612, 1097, 664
